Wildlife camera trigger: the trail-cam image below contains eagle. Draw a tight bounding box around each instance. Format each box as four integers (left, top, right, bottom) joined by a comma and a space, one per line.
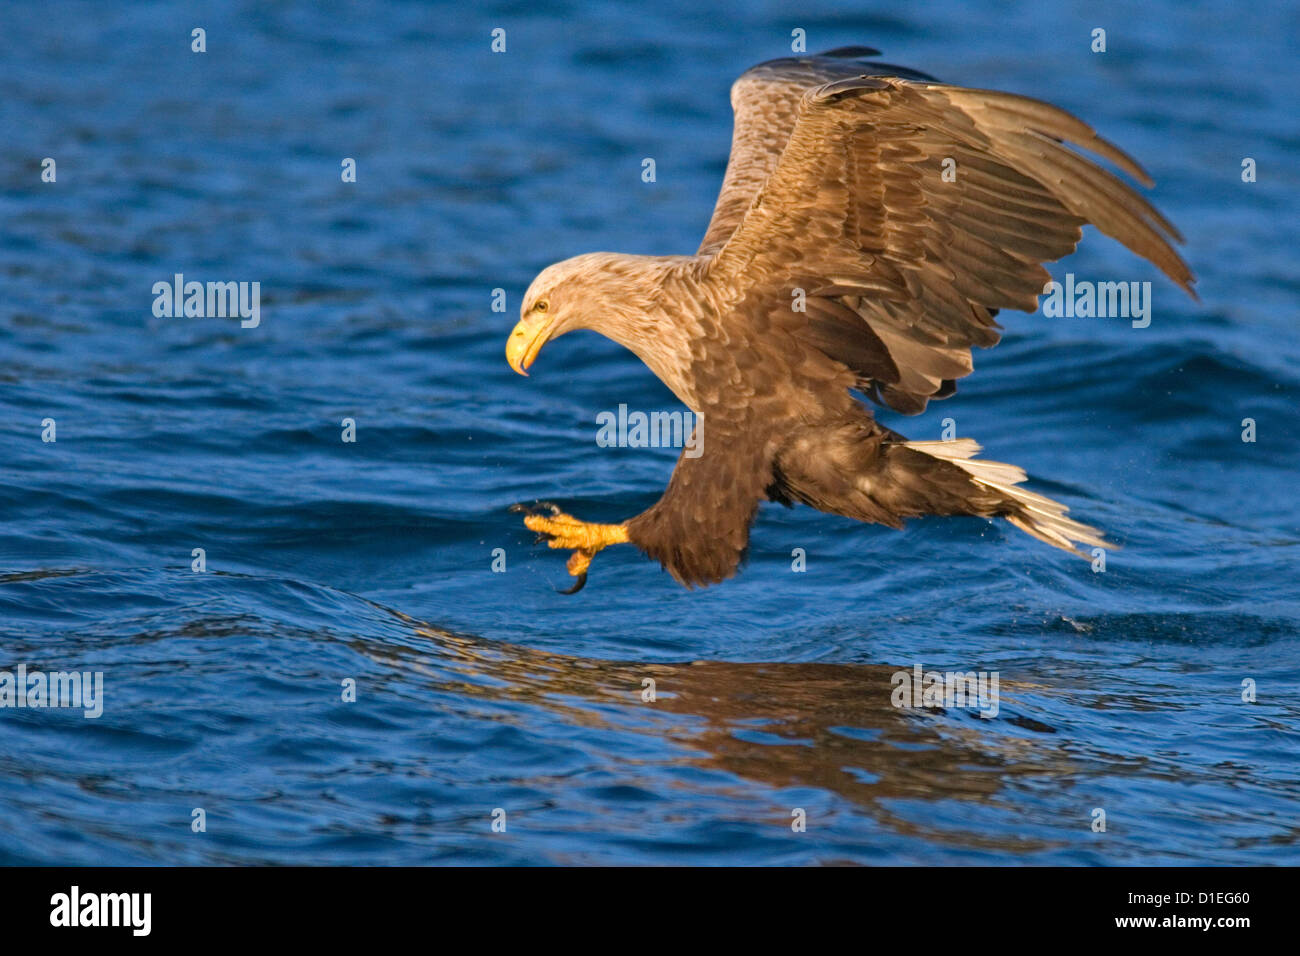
505, 46, 1195, 592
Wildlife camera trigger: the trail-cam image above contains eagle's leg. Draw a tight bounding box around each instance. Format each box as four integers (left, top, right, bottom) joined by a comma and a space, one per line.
509, 503, 629, 593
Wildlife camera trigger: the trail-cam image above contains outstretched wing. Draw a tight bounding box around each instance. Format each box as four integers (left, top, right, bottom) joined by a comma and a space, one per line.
698, 48, 936, 257
703, 66, 1196, 413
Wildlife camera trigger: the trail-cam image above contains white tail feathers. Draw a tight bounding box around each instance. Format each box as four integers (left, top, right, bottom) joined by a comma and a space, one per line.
904, 439, 1110, 557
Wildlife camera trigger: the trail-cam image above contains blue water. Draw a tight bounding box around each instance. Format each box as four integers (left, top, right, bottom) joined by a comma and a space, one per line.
1, 0, 1298, 865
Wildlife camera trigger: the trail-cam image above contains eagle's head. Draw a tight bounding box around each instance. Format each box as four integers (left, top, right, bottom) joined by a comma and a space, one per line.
506, 252, 663, 376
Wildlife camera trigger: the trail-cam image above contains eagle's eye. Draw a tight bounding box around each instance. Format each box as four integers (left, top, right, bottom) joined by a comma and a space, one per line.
534, 299, 549, 313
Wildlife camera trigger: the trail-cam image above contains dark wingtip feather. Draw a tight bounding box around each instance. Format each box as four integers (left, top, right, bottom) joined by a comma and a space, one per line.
816, 45, 884, 58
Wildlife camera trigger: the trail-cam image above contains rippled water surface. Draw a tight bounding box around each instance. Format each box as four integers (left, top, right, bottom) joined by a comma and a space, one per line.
1, 1, 1298, 865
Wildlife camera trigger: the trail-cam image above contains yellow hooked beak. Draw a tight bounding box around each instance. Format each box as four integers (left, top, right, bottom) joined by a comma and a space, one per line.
505, 313, 553, 376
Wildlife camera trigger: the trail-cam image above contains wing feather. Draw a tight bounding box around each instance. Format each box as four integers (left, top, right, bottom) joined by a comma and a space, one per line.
700, 66, 1195, 412
697, 50, 938, 256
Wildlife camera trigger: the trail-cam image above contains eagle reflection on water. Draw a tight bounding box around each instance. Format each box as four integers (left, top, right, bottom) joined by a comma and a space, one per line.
366, 607, 1082, 853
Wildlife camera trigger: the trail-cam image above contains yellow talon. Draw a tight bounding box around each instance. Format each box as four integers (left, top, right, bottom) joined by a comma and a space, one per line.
518, 508, 629, 590
522, 510, 629, 552
567, 549, 595, 577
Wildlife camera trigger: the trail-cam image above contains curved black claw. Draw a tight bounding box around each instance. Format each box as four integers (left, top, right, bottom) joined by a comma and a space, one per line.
558, 572, 588, 595
508, 500, 563, 518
